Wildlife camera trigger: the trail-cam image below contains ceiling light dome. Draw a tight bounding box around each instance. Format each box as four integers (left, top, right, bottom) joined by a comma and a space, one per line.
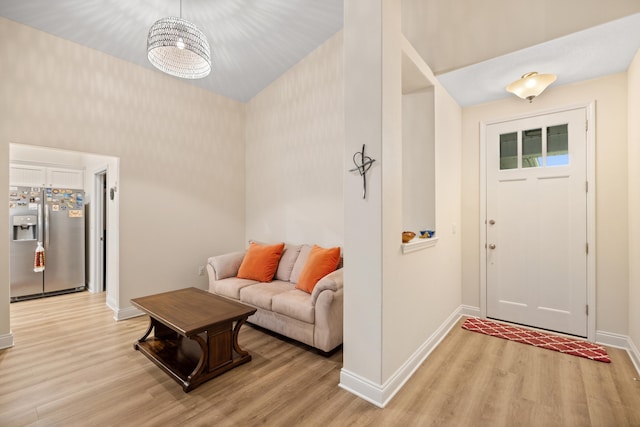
506, 72, 556, 102
147, 15, 211, 79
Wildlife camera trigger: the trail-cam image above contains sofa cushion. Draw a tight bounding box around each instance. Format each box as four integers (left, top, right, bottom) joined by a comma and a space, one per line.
289, 245, 312, 284
237, 242, 285, 282
240, 281, 293, 311
295, 245, 341, 293
272, 290, 315, 324
275, 244, 302, 282
215, 277, 260, 300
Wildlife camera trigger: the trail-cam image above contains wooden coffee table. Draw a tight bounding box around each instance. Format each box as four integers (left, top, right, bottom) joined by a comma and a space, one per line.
131, 287, 256, 392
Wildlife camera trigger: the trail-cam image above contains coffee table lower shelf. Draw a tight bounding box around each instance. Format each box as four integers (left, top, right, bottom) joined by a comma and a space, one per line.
135, 337, 199, 391
134, 325, 252, 392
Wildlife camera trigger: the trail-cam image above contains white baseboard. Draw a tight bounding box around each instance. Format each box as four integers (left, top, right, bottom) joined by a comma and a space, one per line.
596, 330, 640, 377
627, 337, 640, 376
596, 330, 629, 349
338, 370, 385, 408
114, 305, 144, 321
0, 332, 15, 350
106, 295, 144, 321
339, 305, 465, 408
459, 305, 480, 317
106, 294, 118, 313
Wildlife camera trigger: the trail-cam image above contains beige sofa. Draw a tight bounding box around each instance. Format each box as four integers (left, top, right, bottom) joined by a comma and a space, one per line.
206, 244, 343, 353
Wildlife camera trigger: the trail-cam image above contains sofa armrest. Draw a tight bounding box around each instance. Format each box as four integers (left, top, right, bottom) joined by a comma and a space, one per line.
314, 287, 343, 352
207, 251, 246, 281
310, 268, 343, 306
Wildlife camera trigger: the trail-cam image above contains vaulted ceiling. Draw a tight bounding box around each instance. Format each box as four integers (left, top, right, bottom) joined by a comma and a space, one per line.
1, 0, 639, 106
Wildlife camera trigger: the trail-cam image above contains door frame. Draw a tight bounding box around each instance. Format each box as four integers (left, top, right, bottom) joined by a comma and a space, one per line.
479, 102, 596, 341
86, 158, 120, 314
88, 169, 107, 294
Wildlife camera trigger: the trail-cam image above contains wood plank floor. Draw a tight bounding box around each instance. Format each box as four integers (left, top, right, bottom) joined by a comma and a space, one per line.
1, 291, 639, 426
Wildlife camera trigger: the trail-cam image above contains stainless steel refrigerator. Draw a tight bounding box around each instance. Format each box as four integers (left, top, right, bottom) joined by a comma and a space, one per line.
9, 186, 85, 301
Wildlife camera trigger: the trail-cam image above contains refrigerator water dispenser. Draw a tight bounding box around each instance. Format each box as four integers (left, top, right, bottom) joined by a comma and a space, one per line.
12, 215, 37, 241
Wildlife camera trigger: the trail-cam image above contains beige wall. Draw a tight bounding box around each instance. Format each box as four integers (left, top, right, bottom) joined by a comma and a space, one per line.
628, 50, 640, 350
0, 17, 246, 339
461, 73, 629, 335
245, 32, 344, 248
401, 0, 640, 74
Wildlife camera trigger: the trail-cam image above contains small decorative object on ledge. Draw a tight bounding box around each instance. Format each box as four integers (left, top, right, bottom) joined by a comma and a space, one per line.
402, 231, 416, 243
419, 230, 435, 238
349, 144, 376, 199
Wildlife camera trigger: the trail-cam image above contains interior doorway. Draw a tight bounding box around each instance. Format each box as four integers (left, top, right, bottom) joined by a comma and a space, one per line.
9, 144, 120, 307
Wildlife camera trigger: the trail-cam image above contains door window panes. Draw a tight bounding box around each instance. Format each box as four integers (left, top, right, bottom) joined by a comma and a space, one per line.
522, 128, 542, 168
499, 132, 517, 170
547, 124, 569, 166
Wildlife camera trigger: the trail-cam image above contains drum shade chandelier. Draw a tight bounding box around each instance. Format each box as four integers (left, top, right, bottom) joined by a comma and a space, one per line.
147, 0, 211, 79
506, 72, 556, 102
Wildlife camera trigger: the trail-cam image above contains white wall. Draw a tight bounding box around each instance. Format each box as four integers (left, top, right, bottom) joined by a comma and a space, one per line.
81, 152, 119, 295
628, 50, 640, 361
343, 0, 385, 391
10, 144, 86, 168
402, 88, 436, 232
0, 17, 246, 341
342, 0, 462, 407
461, 73, 629, 335
244, 32, 344, 248
384, 83, 462, 380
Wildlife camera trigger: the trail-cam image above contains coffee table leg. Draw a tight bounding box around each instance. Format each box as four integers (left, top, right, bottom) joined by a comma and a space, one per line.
232, 318, 249, 358
185, 334, 208, 392
134, 317, 154, 349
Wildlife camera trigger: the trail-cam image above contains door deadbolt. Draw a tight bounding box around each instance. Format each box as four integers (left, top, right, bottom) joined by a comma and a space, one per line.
488, 243, 496, 249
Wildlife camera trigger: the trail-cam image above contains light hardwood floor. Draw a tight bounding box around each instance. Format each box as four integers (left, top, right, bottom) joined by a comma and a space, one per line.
1, 291, 639, 426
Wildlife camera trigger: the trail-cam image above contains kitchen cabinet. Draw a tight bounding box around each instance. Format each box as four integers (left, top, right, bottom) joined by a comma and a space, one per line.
10, 164, 84, 189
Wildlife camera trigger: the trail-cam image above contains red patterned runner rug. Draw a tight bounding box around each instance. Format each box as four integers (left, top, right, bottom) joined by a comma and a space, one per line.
461, 317, 611, 363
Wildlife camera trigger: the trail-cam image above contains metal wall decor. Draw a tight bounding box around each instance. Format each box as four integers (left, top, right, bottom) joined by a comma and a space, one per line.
349, 144, 376, 199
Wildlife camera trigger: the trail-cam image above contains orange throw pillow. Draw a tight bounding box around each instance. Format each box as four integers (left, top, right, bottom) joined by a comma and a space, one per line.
237, 242, 285, 282
295, 245, 341, 293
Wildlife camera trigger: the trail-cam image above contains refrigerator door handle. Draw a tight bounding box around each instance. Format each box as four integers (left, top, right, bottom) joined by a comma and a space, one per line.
37, 203, 43, 242
44, 203, 50, 250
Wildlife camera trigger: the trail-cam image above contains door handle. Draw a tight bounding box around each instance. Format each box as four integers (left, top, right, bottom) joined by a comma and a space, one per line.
488, 243, 496, 250
37, 203, 43, 242
45, 204, 50, 250
489, 219, 496, 225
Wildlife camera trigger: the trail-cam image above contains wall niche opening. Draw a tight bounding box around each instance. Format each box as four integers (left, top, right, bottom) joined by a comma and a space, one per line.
401, 49, 436, 250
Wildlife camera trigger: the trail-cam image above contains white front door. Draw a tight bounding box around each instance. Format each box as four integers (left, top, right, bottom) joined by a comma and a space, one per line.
486, 108, 588, 337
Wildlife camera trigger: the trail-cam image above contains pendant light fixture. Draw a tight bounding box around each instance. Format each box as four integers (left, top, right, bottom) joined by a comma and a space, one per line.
147, 0, 211, 79
506, 72, 556, 102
